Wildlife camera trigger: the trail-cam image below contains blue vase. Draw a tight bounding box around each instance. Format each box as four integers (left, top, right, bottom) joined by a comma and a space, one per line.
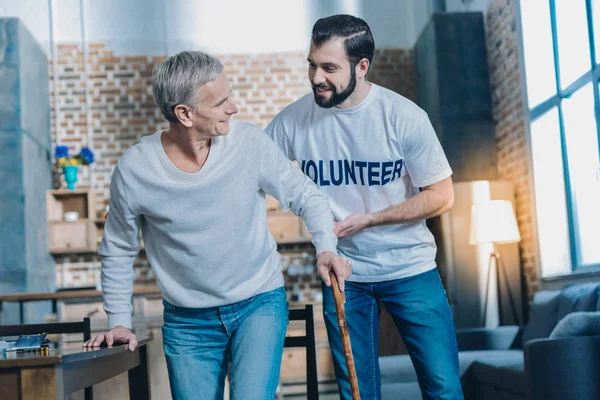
63, 165, 79, 190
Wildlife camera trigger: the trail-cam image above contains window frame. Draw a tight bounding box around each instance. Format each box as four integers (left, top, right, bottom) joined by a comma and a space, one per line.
521, 0, 600, 276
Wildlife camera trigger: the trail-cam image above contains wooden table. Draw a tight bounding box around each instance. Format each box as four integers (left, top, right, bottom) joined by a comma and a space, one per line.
0, 338, 151, 400
0, 287, 161, 324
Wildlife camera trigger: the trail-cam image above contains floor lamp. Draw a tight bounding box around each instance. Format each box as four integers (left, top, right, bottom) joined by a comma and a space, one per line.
469, 200, 521, 327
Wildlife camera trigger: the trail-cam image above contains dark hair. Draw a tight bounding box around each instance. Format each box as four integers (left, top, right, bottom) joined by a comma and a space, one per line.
311, 14, 375, 69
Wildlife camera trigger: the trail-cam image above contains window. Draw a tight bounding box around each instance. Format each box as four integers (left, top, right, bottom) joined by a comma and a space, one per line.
520, 0, 600, 277
530, 108, 571, 276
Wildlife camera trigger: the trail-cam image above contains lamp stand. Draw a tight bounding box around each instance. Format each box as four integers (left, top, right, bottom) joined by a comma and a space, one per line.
481, 245, 520, 327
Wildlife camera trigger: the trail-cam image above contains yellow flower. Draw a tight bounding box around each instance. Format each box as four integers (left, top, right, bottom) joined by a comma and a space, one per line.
58, 157, 68, 167
70, 158, 79, 165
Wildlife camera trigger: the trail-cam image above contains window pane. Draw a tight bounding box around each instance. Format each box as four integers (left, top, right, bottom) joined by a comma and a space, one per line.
555, 0, 592, 88
531, 108, 572, 276
520, 0, 557, 107
562, 83, 600, 266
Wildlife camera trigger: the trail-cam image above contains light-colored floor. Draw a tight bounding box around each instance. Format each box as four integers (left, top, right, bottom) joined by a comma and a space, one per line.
318, 395, 339, 400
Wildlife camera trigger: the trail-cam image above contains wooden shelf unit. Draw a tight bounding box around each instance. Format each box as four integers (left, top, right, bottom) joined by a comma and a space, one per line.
265, 193, 313, 244
47, 191, 313, 255
47, 188, 98, 254
267, 210, 312, 244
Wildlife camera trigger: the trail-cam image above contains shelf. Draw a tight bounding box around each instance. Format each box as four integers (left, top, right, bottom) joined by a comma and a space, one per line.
276, 237, 312, 245
49, 245, 146, 256
48, 190, 311, 255
266, 194, 280, 212
49, 218, 94, 224
48, 220, 98, 255
47, 188, 95, 222
267, 210, 311, 243
49, 247, 98, 255
267, 210, 293, 217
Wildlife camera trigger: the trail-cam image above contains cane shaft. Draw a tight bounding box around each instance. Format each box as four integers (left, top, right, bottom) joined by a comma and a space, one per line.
330, 271, 360, 399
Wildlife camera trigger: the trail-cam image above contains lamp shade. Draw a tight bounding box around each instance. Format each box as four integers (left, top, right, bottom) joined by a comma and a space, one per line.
469, 200, 521, 245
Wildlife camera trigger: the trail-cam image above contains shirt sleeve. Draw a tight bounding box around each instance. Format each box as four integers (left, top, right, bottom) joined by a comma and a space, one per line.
98, 165, 141, 329
257, 130, 337, 255
264, 113, 295, 160
402, 115, 453, 188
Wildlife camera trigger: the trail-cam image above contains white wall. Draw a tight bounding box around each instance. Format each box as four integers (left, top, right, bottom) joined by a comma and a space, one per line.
0, 0, 50, 48
0, 0, 435, 56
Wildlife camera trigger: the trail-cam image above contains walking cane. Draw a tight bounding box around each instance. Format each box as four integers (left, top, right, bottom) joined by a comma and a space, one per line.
329, 271, 361, 399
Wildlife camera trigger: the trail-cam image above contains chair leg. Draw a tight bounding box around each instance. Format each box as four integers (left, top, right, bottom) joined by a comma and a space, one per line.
305, 305, 319, 400
85, 386, 93, 400
83, 317, 91, 342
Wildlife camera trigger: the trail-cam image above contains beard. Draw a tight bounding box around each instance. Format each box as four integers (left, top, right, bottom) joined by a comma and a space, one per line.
312, 67, 357, 108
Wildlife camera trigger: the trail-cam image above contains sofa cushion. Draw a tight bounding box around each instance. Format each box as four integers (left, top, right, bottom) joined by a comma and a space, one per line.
549, 311, 600, 339
556, 283, 599, 321
470, 360, 526, 396
522, 289, 561, 345
379, 350, 523, 384
381, 381, 423, 400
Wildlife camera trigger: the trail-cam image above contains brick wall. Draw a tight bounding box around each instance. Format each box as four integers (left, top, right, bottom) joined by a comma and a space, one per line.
48, 43, 416, 291
370, 49, 416, 102
486, 0, 539, 302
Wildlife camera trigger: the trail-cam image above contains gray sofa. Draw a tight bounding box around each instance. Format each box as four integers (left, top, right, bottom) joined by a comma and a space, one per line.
379, 282, 600, 400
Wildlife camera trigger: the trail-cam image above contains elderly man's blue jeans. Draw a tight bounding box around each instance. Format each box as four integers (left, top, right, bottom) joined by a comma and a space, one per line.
162, 286, 289, 400
323, 268, 464, 400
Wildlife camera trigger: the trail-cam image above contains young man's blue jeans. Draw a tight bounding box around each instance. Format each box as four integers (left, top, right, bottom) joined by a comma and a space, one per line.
162, 286, 289, 400
323, 268, 464, 400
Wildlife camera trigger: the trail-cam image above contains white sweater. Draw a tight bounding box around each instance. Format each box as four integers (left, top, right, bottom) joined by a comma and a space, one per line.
99, 120, 337, 329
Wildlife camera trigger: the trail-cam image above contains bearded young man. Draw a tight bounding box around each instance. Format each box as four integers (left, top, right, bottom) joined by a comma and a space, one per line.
266, 14, 464, 400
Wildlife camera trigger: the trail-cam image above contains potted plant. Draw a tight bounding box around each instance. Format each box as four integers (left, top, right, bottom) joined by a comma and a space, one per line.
55, 145, 95, 190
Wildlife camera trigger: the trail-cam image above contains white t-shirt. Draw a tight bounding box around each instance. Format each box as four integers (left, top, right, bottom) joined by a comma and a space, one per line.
265, 84, 452, 282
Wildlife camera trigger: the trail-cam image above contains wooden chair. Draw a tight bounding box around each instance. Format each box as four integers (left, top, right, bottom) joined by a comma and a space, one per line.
284, 305, 319, 399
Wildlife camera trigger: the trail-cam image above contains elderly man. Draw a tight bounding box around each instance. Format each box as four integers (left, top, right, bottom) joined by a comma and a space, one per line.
84, 51, 352, 400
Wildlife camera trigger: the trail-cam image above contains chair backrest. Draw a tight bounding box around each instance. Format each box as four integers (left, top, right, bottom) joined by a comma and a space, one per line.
285, 305, 319, 400
0, 317, 91, 341
523, 283, 600, 346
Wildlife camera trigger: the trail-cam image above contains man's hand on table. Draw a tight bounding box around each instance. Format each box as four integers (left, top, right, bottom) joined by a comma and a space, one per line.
83, 326, 137, 351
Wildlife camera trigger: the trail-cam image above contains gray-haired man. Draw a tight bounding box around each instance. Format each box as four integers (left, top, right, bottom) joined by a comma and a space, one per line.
84, 51, 352, 399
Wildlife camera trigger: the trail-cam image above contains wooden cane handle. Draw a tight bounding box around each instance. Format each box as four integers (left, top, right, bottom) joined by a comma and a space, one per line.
330, 271, 361, 399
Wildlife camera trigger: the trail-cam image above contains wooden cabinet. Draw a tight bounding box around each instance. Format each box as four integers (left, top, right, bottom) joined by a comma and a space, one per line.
47, 189, 98, 254
265, 194, 312, 244
266, 194, 280, 212
378, 306, 408, 356
47, 190, 312, 255
48, 221, 98, 254
267, 211, 311, 244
